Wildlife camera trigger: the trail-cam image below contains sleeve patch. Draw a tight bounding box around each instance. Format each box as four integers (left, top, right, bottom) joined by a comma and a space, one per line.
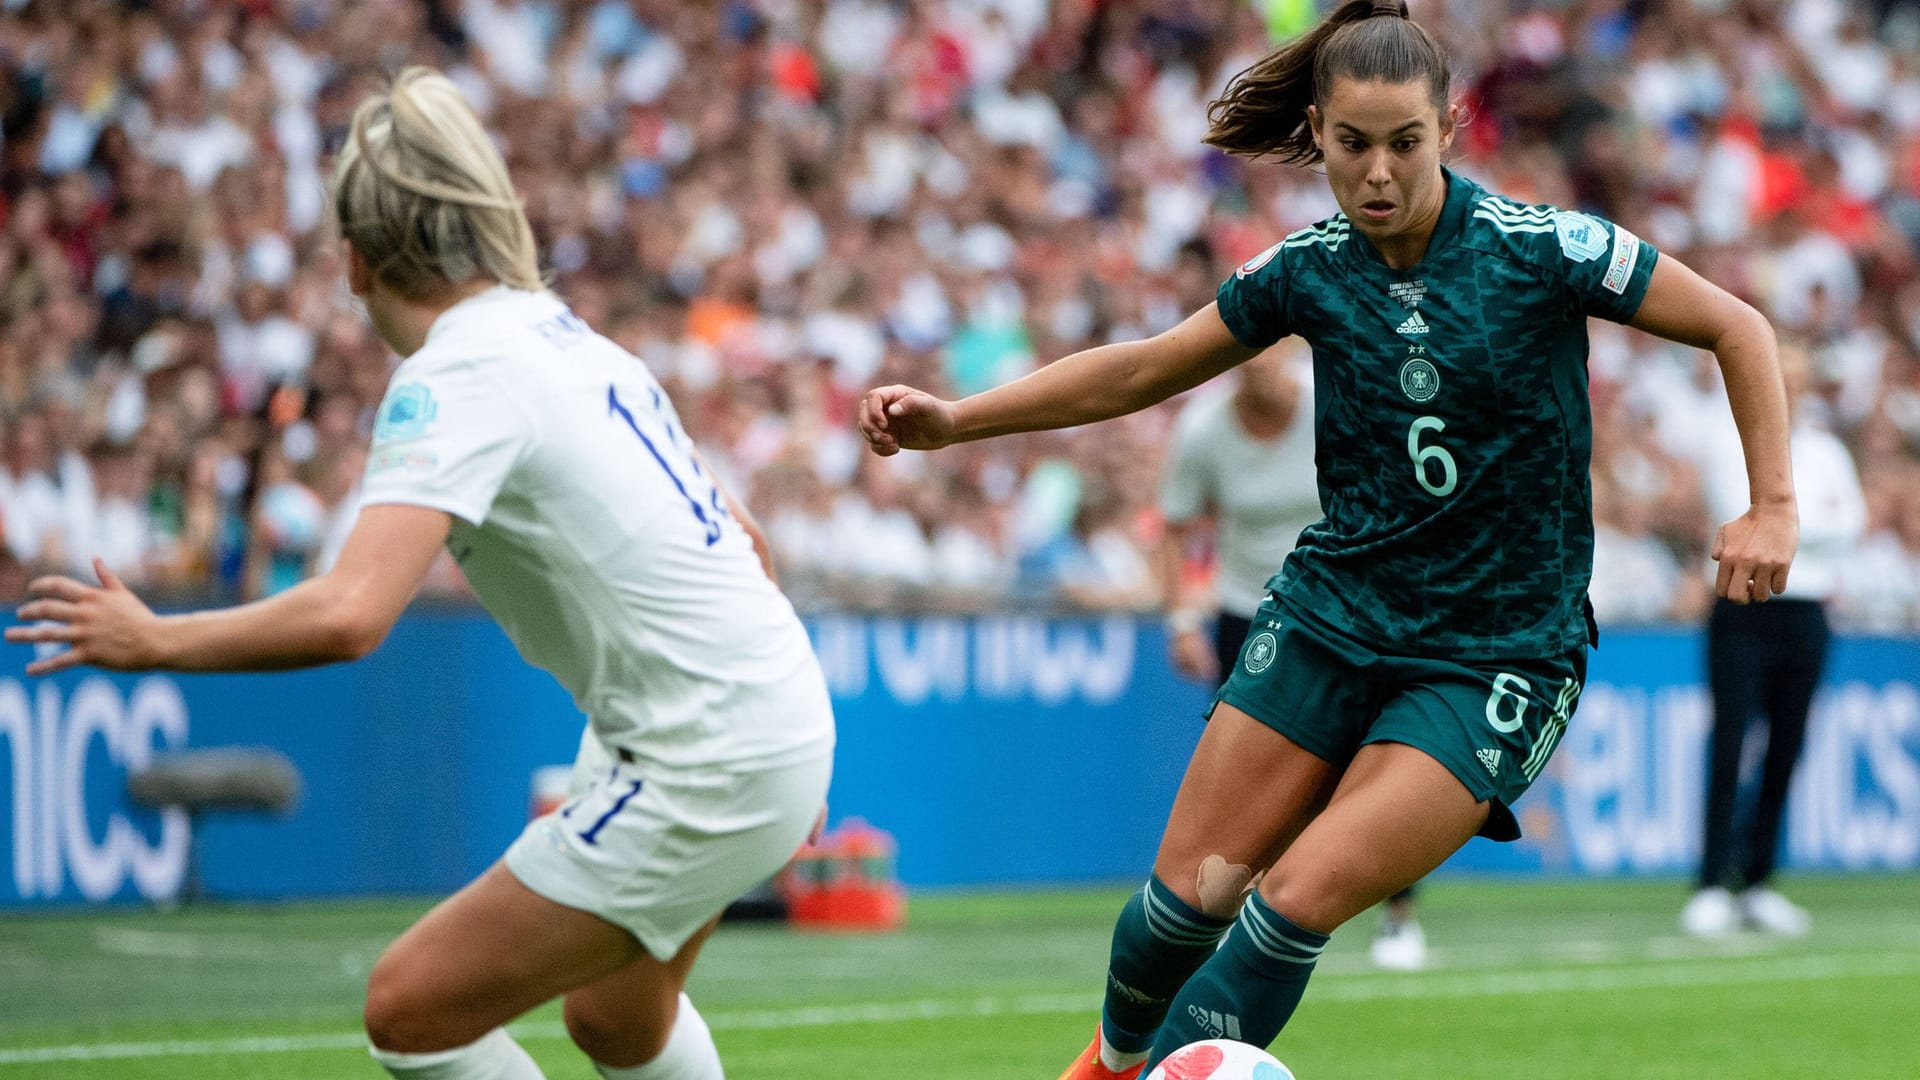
368, 447, 440, 475
1553, 211, 1608, 263
374, 383, 439, 443
1602, 227, 1642, 295
1236, 241, 1283, 279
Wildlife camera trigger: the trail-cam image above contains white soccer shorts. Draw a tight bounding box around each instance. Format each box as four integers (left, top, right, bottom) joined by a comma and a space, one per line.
505, 733, 832, 960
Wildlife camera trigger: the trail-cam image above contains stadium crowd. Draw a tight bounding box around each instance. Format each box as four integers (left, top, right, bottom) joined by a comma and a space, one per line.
0, 0, 1917, 628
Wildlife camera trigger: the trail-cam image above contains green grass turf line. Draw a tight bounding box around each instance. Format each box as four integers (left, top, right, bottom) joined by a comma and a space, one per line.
0, 875, 1914, 1078
17, 973, 1920, 1080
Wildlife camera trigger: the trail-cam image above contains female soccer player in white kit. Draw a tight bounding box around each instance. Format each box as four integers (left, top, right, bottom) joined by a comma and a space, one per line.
7, 69, 834, 1080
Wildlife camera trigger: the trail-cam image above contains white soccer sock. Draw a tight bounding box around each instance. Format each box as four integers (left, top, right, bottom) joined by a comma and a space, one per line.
592, 993, 722, 1080
1099, 1029, 1150, 1072
369, 1028, 546, 1080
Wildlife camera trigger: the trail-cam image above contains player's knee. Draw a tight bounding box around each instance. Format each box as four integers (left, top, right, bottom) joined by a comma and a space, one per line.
563, 995, 671, 1068
363, 952, 462, 1053
360, 941, 495, 1053
1194, 853, 1260, 920
1258, 869, 1354, 935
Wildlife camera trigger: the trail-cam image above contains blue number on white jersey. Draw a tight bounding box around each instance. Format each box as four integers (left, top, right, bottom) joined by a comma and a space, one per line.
607, 383, 731, 545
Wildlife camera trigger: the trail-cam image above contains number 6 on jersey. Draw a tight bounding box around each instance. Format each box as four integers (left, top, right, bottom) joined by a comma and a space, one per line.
1407, 416, 1458, 497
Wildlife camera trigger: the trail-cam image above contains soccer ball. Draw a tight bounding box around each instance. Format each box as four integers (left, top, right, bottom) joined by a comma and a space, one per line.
1144, 1039, 1296, 1080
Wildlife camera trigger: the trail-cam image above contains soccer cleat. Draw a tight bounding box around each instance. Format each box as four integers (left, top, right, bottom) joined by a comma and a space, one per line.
1739, 887, 1811, 937
1369, 916, 1428, 971
1056, 1029, 1146, 1080
1680, 886, 1740, 937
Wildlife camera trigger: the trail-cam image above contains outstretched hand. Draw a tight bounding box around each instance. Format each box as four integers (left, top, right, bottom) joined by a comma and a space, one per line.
6, 558, 163, 676
858, 385, 960, 456
1711, 503, 1797, 604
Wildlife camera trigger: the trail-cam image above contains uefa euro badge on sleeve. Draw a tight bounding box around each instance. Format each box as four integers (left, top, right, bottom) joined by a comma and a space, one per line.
376, 382, 439, 443
1553, 211, 1607, 263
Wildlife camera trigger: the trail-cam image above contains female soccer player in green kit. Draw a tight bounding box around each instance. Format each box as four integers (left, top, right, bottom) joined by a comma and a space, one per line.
858, 1, 1797, 1076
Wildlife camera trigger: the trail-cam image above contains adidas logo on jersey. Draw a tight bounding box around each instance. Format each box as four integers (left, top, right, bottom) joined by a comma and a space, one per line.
1478, 748, 1502, 776
1396, 311, 1429, 336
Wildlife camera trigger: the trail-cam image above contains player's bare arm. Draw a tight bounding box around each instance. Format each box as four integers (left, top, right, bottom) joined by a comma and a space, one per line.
723, 488, 777, 585
859, 303, 1261, 455
7, 504, 449, 675
1629, 255, 1797, 604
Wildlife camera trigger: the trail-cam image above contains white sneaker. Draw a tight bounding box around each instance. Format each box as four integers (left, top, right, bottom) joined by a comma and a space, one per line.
1370, 918, 1428, 970
1681, 887, 1740, 937
1740, 887, 1811, 937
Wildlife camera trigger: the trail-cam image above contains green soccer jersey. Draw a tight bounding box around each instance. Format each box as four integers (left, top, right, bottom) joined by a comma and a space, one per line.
1214, 169, 1658, 660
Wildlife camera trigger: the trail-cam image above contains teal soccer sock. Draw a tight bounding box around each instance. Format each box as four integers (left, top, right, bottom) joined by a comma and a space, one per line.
1144, 891, 1329, 1069
1100, 876, 1234, 1054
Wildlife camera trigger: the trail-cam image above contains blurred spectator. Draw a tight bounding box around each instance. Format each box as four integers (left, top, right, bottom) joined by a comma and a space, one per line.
1029, 488, 1160, 612
312, 443, 366, 577
1589, 473, 1706, 627
0, 410, 84, 573
1834, 460, 1920, 629
921, 471, 1014, 605
0, 0, 1909, 631
244, 442, 326, 599
216, 276, 314, 415
86, 442, 156, 585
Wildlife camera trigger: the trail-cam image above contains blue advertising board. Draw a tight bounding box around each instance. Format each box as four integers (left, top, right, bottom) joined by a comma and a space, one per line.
2, 612, 1916, 907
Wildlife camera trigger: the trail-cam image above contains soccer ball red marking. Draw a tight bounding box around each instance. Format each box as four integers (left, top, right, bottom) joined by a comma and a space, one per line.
1158, 1043, 1225, 1079
1145, 1039, 1297, 1080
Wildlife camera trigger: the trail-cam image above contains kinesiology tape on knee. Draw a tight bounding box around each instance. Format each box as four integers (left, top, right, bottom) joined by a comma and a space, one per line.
1195, 854, 1261, 919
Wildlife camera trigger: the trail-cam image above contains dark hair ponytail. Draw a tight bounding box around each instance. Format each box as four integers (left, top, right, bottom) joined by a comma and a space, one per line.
1205, 0, 1451, 166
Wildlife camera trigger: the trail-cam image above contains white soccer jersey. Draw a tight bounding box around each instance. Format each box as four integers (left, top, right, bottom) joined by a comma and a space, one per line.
360, 287, 833, 771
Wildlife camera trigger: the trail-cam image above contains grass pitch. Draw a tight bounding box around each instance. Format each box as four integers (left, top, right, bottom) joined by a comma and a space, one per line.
1, 875, 1916, 1078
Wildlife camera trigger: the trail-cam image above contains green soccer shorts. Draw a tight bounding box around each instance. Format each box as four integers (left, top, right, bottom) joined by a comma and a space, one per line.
1213, 594, 1587, 841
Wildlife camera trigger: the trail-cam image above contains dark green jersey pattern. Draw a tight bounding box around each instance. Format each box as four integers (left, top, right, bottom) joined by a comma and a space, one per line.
1216, 169, 1657, 660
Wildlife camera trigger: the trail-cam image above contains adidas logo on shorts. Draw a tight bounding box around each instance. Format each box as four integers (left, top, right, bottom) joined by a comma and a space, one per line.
1477, 748, 1501, 777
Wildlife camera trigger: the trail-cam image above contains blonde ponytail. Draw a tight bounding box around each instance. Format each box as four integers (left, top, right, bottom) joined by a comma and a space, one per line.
332, 67, 544, 298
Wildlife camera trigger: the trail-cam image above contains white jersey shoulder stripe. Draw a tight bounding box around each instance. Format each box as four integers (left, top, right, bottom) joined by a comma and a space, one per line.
1471, 208, 1556, 234
1475, 196, 1555, 218
1281, 217, 1352, 250
1284, 219, 1351, 238
1475, 213, 1556, 231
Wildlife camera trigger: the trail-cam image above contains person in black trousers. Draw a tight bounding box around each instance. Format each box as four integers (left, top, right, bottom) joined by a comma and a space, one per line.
1682, 343, 1865, 937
